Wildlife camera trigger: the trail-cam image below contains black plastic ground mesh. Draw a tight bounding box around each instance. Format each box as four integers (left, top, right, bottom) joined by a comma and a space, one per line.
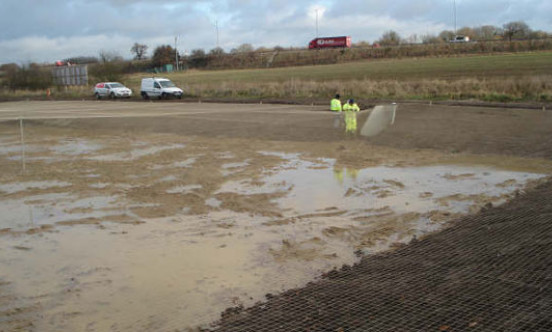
211, 180, 552, 332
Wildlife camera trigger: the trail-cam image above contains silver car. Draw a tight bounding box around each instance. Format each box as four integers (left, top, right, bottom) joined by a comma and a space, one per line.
94, 82, 132, 99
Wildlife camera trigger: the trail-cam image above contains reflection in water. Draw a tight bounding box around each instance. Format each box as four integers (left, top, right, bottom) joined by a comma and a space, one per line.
220, 159, 543, 217
333, 113, 343, 129
347, 168, 359, 180
333, 166, 345, 184
344, 112, 357, 135
360, 104, 397, 137
334, 166, 359, 184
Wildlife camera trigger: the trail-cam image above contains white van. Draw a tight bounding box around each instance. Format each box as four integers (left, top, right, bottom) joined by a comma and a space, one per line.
140, 77, 183, 99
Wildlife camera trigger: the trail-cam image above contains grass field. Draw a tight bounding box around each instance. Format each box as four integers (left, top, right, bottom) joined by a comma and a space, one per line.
123, 52, 552, 102
2, 52, 552, 103
136, 51, 552, 84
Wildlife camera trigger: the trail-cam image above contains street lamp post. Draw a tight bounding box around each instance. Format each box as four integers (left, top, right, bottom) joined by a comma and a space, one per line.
215, 20, 220, 48
175, 36, 179, 71
453, 0, 457, 35
315, 9, 319, 38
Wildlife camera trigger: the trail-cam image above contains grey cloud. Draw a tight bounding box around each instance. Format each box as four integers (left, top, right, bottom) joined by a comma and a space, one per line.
0, 0, 550, 64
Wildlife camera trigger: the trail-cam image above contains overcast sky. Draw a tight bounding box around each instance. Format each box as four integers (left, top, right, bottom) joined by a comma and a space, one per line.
1, 0, 550, 64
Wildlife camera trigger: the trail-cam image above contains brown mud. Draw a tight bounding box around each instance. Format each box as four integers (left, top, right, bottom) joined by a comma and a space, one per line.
0, 101, 552, 331
212, 176, 552, 332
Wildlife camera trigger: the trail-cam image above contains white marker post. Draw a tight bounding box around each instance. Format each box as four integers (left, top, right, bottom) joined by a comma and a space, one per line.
391, 103, 397, 125
19, 117, 26, 173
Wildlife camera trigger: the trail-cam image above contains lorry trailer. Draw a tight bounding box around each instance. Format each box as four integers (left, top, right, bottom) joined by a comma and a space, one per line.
308, 36, 352, 49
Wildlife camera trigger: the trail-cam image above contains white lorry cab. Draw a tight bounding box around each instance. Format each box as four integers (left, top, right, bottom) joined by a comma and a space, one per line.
140, 77, 183, 99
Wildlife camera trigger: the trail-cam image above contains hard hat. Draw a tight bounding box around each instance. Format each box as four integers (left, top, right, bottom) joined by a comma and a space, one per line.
349, 99, 354, 103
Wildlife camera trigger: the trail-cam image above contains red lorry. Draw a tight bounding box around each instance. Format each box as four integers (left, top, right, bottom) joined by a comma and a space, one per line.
308, 36, 351, 49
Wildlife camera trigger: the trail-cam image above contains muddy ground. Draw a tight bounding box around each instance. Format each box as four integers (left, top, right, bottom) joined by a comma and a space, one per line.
213, 170, 552, 332
8, 101, 551, 157
1, 101, 551, 157
0, 101, 551, 331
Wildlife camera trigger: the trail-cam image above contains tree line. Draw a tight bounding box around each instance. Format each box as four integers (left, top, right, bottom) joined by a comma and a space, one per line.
137, 20, 549, 67
376, 21, 546, 46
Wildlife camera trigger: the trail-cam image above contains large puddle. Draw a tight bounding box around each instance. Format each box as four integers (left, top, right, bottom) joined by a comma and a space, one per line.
219, 152, 532, 217
0, 122, 550, 331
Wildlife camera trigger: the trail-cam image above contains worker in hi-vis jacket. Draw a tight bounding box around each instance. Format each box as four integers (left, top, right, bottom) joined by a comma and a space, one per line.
343, 99, 360, 112
331, 94, 342, 112
331, 94, 343, 129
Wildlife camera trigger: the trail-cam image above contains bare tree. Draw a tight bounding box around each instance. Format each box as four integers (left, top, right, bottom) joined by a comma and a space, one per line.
473, 25, 500, 41
99, 50, 123, 63
209, 47, 225, 56
503, 21, 531, 41
189, 49, 209, 68
405, 34, 419, 44
151, 45, 175, 67
353, 40, 372, 48
529, 30, 550, 39
191, 49, 206, 58
421, 34, 443, 44
233, 43, 254, 53
377, 31, 401, 46
92, 51, 124, 82
456, 27, 475, 38
439, 30, 455, 42
130, 43, 148, 60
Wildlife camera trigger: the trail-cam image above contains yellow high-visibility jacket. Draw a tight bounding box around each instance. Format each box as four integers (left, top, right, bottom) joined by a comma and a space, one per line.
343, 102, 360, 112
331, 98, 342, 112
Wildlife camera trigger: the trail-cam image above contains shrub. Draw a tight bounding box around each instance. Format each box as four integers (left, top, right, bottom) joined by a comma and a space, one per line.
89, 61, 124, 82
4, 64, 52, 91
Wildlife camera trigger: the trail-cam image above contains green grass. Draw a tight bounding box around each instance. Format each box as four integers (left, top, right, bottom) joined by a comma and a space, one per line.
3, 52, 552, 103
126, 51, 552, 86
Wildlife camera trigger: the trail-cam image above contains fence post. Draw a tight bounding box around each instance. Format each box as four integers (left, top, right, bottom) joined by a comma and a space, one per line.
19, 117, 26, 174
